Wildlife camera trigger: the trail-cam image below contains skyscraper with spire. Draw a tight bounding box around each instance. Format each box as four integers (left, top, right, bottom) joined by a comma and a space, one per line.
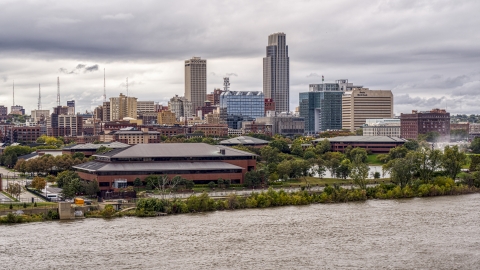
263, 32, 290, 113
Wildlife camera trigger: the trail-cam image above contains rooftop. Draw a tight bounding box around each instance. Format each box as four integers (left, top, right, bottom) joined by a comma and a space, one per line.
74, 161, 243, 172
95, 143, 256, 159
65, 142, 130, 150
219, 136, 269, 146
314, 136, 407, 143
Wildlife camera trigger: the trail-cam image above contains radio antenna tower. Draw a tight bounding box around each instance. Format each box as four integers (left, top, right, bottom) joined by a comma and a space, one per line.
126, 77, 129, 97
12, 80, 14, 106
57, 77, 60, 106
223, 77, 230, 91
103, 68, 106, 102
38, 84, 42, 110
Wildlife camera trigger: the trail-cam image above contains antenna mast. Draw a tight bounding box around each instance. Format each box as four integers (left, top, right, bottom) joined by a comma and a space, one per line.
12, 80, 14, 106
57, 77, 60, 106
103, 68, 106, 102
38, 84, 42, 110
126, 77, 128, 97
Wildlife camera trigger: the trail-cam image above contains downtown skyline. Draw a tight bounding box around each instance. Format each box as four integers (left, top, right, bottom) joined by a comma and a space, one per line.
0, 0, 479, 115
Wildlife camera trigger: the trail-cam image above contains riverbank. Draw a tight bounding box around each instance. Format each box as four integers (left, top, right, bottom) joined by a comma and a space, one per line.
2, 177, 477, 224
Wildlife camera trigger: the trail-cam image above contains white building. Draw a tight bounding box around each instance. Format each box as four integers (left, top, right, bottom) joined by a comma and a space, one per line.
363, 118, 400, 137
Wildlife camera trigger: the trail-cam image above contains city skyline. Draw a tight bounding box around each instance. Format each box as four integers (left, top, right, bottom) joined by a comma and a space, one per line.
0, 0, 479, 115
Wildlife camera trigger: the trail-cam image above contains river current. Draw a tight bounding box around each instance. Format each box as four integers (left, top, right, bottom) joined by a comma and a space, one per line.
1, 194, 480, 269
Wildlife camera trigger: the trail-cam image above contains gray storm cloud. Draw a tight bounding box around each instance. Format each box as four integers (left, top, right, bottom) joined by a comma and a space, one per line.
0, 0, 479, 114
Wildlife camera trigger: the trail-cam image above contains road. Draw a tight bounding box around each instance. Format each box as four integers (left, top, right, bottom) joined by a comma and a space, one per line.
0, 166, 45, 202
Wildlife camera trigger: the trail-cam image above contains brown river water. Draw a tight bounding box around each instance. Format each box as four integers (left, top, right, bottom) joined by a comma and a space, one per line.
1, 194, 480, 269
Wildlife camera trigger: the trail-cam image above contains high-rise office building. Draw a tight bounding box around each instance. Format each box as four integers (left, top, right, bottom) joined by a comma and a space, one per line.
110, 93, 137, 121
263, 32, 289, 113
342, 89, 393, 132
168, 95, 193, 120
299, 79, 363, 134
67, 100, 75, 115
299, 83, 344, 134
219, 91, 265, 129
137, 101, 155, 112
185, 57, 207, 112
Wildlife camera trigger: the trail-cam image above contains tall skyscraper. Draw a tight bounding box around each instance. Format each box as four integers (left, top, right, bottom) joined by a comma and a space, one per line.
263, 32, 289, 113
185, 57, 207, 112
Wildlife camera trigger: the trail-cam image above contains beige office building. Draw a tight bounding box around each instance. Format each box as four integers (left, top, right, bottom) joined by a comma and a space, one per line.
342, 89, 393, 132
137, 101, 155, 112
110, 93, 138, 121
158, 111, 178, 125
185, 57, 207, 112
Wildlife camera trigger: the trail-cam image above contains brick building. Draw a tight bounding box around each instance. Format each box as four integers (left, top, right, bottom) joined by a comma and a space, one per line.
191, 124, 228, 137
113, 128, 161, 145
73, 143, 257, 191
400, 109, 450, 141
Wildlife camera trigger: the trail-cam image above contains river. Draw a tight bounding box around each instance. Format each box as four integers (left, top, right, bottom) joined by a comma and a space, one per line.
1, 194, 480, 269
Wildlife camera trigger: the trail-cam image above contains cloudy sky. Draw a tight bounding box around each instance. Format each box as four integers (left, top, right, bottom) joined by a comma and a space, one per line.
0, 0, 479, 115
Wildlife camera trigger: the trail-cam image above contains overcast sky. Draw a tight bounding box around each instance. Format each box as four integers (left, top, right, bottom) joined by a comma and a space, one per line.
0, 0, 479, 115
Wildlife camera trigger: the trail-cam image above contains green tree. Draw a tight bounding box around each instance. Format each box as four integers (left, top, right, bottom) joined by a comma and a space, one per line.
384, 156, 416, 188
404, 140, 420, 151
470, 137, 480, 154
269, 139, 290, 154
62, 178, 83, 199
84, 180, 100, 197
208, 181, 216, 189
291, 144, 304, 157
315, 158, 327, 179
337, 159, 351, 179
56, 171, 80, 188
133, 178, 142, 188
72, 152, 85, 160
442, 145, 466, 179
276, 160, 292, 180
260, 146, 280, 164
303, 150, 316, 160
346, 147, 368, 163
314, 139, 331, 155
469, 155, 480, 171
349, 156, 370, 189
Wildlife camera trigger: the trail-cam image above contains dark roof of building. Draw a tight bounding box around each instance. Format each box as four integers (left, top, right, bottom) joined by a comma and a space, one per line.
18, 152, 39, 160
95, 143, 255, 159
73, 161, 243, 172
219, 136, 269, 146
314, 136, 407, 143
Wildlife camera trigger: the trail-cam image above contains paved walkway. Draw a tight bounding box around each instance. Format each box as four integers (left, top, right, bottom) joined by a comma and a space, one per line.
1, 166, 45, 203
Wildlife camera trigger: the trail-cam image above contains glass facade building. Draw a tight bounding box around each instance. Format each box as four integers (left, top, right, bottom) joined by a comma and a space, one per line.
220, 91, 265, 129
299, 83, 344, 134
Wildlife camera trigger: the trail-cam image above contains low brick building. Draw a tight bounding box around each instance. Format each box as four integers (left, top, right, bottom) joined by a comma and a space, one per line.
313, 136, 406, 153
73, 143, 257, 191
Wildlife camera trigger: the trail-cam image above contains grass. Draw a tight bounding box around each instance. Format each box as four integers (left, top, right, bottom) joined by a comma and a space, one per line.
0, 202, 57, 210
367, 154, 384, 165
